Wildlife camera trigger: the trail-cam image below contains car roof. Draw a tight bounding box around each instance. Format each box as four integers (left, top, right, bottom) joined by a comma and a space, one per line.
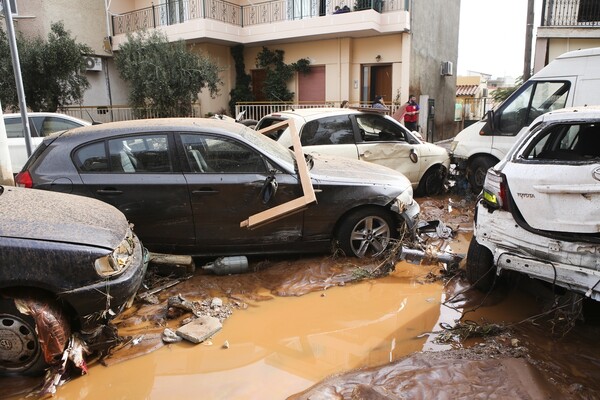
263, 107, 386, 120
3, 112, 91, 125
539, 105, 600, 122
55, 117, 249, 142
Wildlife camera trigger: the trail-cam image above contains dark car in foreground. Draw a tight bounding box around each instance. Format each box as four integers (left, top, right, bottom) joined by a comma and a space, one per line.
0, 185, 148, 375
15, 118, 420, 258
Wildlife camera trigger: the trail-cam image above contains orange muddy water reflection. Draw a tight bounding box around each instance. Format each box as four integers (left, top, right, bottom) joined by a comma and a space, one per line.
50, 262, 461, 399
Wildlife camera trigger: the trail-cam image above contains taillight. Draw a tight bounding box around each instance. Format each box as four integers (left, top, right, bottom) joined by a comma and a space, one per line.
481, 169, 508, 211
15, 171, 33, 188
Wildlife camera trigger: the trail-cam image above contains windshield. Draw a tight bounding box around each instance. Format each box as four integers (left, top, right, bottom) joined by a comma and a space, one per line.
238, 126, 296, 170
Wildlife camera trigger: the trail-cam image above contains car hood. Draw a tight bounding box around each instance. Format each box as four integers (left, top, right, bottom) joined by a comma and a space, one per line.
0, 186, 128, 250
308, 154, 412, 191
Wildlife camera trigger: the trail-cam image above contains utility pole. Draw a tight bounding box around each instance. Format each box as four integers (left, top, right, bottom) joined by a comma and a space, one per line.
523, 0, 535, 81
2, 0, 33, 157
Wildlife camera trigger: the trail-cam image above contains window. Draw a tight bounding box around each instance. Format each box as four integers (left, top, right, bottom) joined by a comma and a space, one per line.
355, 114, 407, 142
4, 118, 25, 138
1, 0, 18, 15
498, 81, 569, 135
38, 117, 83, 137
181, 134, 267, 173
300, 115, 354, 146
578, 0, 600, 23
523, 123, 600, 161
75, 134, 172, 173
75, 142, 109, 172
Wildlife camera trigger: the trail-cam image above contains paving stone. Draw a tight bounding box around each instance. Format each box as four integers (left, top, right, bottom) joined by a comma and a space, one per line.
176, 316, 222, 344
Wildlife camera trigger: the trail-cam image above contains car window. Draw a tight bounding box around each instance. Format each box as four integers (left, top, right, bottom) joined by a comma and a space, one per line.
300, 115, 354, 146
39, 117, 83, 136
498, 81, 569, 134
181, 134, 267, 173
522, 123, 600, 161
4, 118, 24, 138
355, 114, 407, 142
75, 134, 173, 173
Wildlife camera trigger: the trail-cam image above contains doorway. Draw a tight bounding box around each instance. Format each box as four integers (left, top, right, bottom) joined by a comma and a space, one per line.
361, 64, 392, 106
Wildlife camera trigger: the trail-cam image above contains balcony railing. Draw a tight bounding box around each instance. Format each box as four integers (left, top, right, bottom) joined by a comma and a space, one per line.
542, 0, 600, 26
112, 0, 409, 35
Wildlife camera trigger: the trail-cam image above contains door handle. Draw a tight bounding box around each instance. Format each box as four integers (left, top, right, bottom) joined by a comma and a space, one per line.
96, 188, 123, 195
192, 187, 219, 194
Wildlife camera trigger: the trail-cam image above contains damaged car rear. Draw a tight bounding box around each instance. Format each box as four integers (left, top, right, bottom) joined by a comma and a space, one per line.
0, 185, 148, 376
467, 107, 600, 301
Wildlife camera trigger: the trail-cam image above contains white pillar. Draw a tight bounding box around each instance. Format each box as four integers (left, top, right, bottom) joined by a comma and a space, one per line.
0, 102, 15, 186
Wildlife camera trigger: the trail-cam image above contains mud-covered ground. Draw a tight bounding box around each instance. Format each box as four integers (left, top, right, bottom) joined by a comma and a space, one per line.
3, 196, 600, 399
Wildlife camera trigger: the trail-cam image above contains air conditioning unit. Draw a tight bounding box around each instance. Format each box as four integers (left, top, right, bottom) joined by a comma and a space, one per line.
84, 56, 102, 72
441, 61, 453, 76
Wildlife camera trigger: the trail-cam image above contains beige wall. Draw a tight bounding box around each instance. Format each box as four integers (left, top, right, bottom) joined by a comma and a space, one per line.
546, 38, 600, 62
240, 34, 406, 109
14, 0, 108, 56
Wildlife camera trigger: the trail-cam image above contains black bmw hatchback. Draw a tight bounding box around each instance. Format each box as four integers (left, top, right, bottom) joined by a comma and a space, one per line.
16, 118, 420, 258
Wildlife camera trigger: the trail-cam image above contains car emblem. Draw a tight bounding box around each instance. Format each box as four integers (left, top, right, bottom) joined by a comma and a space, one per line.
593, 167, 600, 182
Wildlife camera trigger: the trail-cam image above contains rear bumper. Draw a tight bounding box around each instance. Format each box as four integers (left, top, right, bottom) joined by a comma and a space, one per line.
474, 201, 600, 300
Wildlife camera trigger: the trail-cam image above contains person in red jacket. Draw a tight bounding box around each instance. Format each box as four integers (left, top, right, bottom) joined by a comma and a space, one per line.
403, 95, 420, 132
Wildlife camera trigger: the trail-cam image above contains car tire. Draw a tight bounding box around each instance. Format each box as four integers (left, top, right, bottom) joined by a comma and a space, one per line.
416, 165, 447, 196
468, 156, 497, 194
0, 297, 47, 376
465, 237, 496, 292
336, 207, 397, 258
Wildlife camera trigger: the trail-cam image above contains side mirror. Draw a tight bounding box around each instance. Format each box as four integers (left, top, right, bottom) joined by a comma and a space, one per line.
260, 175, 278, 204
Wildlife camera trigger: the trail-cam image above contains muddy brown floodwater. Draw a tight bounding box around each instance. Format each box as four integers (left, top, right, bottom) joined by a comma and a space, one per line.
3, 196, 600, 399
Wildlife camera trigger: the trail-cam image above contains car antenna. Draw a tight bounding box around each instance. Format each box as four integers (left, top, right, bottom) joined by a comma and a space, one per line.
84, 109, 102, 125
270, 93, 294, 111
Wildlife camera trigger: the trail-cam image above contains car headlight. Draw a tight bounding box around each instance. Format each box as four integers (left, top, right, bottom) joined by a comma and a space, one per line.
393, 186, 414, 213
94, 227, 135, 277
450, 140, 458, 153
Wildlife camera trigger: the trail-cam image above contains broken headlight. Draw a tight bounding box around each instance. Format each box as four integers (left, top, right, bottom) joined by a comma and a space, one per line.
94, 227, 135, 277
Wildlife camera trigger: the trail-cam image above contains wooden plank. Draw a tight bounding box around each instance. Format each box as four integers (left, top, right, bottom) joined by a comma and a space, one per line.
240, 119, 317, 229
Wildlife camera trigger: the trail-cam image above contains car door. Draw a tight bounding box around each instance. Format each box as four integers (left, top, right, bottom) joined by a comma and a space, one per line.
4, 116, 43, 172
297, 114, 359, 159
504, 122, 600, 233
73, 132, 195, 248
179, 132, 305, 254
353, 114, 421, 185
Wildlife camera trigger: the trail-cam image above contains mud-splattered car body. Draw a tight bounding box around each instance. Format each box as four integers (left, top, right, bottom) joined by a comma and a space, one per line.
467, 107, 600, 300
16, 118, 419, 258
256, 108, 450, 196
0, 185, 148, 375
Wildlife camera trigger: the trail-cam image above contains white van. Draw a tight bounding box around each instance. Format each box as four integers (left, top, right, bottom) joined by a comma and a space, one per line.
451, 47, 600, 192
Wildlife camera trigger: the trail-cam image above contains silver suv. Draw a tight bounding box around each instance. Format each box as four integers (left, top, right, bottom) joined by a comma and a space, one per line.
467, 106, 600, 301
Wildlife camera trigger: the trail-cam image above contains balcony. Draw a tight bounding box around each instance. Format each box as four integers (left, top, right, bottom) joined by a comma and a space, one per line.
110, 0, 409, 45
541, 0, 600, 27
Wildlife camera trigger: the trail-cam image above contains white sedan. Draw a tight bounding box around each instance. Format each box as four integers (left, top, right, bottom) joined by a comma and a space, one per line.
3, 112, 90, 173
256, 108, 450, 196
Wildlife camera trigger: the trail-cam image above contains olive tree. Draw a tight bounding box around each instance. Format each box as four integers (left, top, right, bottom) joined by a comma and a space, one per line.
0, 22, 91, 111
115, 31, 222, 118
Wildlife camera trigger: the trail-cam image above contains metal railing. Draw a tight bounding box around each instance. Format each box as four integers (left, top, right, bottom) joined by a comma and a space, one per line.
235, 101, 402, 122
112, 0, 408, 35
59, 104, 203, 124
542, 0, 600, 26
